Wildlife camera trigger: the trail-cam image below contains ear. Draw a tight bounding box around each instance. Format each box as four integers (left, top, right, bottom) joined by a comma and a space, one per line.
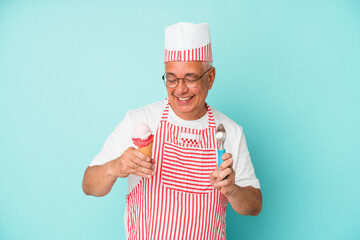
208, 67, 216, 90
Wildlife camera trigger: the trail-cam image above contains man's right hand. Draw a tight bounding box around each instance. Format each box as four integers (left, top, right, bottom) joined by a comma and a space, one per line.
82, 147, 156, 197
108, 147, 156, 179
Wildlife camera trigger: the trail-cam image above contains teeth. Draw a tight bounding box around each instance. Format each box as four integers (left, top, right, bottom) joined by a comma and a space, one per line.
178, 97, 191, 101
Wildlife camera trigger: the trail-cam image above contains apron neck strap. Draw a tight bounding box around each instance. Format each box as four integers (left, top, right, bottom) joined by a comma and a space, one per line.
161, 99, 216, 128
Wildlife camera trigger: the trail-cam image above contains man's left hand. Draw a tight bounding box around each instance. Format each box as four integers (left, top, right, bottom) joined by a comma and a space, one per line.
209, 153, 237, 198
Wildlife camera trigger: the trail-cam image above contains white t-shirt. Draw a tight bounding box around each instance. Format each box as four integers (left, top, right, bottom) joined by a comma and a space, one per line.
90, 100, 260, 238
90, 99, 260, 191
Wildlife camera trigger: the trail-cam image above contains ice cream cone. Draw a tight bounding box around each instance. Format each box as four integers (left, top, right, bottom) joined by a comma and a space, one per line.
132, 123, 154, 158
138, 142, 153, 158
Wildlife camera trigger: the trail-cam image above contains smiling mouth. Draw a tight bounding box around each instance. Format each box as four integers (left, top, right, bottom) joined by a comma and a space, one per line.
177, 96, 192, 101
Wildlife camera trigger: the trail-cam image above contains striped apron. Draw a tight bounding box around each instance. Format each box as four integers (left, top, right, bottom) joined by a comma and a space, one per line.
126, 102, 228, 240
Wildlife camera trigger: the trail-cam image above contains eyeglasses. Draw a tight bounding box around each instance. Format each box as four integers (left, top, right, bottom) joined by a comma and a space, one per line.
162, 67, 212, 88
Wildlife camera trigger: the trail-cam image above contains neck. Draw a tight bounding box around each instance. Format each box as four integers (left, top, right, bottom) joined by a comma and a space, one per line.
170, 103, 207, 120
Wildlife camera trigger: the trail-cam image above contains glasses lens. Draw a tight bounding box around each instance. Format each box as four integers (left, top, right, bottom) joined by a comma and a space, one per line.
165, 76, 177, 88
184, 76, 198, 88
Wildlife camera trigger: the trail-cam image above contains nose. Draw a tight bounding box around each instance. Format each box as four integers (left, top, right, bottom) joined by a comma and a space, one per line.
174, 79, 189, 94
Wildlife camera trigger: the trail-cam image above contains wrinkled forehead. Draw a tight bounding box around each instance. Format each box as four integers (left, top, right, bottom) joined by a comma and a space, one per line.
165, 61, 205, 74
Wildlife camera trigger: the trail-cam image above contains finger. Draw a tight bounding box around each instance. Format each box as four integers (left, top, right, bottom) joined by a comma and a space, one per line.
212, 184, 221, 191
127, 164, 154, 179
130, 147, 151, 162
125, 159, 154, 174
210, 172, 221, 190
136, 164, 156, 177
128, 168, 153, 179
221, 152, 232, 160
217, 168, 232, 181
219, 157, 233, 171
135, 157, 155, 170
215, 178, 233, 188
209, 170, 219, 181
129, 148, 155, 169
124, 159, 137, 172
127, 152, 155, 170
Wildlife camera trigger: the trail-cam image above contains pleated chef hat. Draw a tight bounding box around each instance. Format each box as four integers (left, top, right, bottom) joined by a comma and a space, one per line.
164, 22, 212, 63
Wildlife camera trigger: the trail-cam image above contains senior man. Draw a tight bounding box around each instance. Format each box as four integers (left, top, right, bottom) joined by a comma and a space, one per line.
82, 22, 262, 239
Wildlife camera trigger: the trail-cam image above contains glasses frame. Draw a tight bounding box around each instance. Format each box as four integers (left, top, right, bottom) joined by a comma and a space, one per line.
162, 67, 213, 89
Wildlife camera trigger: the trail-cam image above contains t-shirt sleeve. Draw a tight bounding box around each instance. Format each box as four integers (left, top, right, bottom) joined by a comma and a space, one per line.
233, 128, 261, 189
89, 113, 133, 167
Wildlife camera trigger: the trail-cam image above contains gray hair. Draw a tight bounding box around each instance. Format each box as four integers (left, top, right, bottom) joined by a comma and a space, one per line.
202, 61, 213, 70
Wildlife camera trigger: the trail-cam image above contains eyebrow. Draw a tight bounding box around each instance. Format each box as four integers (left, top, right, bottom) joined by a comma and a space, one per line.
166, 72, 198, 76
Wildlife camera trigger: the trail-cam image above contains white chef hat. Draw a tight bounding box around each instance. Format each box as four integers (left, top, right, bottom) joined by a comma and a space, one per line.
164, 22, 212, 63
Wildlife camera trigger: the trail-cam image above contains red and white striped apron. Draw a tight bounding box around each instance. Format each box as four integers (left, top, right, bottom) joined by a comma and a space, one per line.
126, 102, 228, 240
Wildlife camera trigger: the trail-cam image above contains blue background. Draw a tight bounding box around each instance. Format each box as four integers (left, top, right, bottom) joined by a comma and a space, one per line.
1, 0, 359, 239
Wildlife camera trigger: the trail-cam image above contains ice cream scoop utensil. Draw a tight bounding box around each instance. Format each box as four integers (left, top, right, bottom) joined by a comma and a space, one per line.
216, 123, 226, 169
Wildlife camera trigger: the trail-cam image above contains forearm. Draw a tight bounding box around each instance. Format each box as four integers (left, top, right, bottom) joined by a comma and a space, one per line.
82, 161, 119, 197
227, 186, 262, 216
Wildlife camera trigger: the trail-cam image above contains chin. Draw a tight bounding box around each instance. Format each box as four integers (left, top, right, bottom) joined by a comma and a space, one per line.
172, 104, 193, 114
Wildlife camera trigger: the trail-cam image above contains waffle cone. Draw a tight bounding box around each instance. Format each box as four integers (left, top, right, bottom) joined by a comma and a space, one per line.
138, 142, 153, 158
